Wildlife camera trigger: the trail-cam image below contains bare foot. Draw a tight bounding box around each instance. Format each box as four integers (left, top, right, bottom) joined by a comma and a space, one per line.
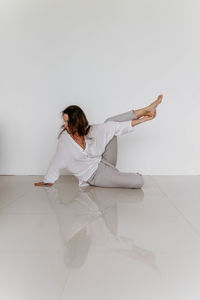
143, 95, 162, 117
146, 94, 163, 110
142, 108, 157, 120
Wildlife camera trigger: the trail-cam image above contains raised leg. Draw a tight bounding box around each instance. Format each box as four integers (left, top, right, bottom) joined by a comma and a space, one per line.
104, 109, 138, 123
102, 110, 138, 167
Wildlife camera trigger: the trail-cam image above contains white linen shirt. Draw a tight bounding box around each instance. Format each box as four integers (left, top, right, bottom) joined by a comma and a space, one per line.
43, 120, 135, 187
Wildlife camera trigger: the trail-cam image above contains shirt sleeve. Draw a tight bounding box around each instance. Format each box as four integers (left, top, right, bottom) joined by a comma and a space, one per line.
43, 141, 65, 184
102, 120, 135, 141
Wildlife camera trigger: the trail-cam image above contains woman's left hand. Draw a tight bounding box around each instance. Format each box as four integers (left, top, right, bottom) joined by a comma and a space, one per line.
34, 182, 53, 187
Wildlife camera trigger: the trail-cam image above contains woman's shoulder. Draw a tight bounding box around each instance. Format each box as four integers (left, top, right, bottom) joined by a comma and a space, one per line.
57, 130, 70, 144
58, 130, 67, 139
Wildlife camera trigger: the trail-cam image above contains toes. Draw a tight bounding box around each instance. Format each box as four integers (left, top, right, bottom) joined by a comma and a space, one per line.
158, 94, 163, 103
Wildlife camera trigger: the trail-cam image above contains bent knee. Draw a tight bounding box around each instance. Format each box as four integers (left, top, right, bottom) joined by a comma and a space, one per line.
104, 118, 112, 123
133, 174, 144, 189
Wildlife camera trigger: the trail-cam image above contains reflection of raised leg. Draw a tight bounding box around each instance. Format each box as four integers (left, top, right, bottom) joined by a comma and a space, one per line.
108, 236, 160, 274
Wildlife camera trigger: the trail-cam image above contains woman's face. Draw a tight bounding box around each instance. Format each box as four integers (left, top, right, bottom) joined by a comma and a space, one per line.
63, 114, 70, 133
63, 114, 77, 134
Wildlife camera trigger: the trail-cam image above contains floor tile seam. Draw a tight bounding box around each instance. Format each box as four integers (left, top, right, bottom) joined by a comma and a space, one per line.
0, 192, 27, 211
59, 270, 72, 300
149, 176, 200, 239
0, 250, 64, 254
0, 212, 56, 215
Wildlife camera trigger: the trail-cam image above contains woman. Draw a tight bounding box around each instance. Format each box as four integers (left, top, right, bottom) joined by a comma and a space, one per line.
35, 95, 163, 188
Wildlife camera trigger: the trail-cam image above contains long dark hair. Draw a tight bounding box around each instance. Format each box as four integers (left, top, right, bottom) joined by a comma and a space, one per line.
58, 105, 92, 139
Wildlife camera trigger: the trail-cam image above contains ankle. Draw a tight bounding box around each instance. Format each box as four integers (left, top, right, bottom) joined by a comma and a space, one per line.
133, 108, 146, 119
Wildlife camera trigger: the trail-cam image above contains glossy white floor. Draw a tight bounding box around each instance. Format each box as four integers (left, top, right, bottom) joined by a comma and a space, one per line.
0, 175, 200, 300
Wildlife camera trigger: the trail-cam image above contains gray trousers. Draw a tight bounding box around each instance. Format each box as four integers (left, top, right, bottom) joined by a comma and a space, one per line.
86, 110, 144, 189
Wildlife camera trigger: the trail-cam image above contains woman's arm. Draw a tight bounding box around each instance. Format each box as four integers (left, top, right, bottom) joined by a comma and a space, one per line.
34, 141, 66, 187
34, 154, 61, 187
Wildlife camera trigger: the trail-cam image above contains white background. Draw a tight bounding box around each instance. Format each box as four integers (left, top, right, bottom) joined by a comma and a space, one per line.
0, 0, 199, 176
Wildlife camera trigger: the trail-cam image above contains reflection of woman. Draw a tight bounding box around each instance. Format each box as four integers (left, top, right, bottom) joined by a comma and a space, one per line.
35, 95, 163, 188
44, 186, 160, 274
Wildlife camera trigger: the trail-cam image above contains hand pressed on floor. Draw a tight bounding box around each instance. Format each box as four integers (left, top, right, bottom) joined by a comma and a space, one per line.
34, 182, 53, 187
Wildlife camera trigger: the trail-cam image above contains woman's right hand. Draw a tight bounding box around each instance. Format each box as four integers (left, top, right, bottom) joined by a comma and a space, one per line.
136, 110, 157, 124
34, 182, 53, 187
132, 110, 156, 127
142, 109, 157, 121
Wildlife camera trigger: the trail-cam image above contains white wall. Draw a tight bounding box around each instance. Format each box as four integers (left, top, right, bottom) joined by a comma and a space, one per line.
0, 0, 199, 176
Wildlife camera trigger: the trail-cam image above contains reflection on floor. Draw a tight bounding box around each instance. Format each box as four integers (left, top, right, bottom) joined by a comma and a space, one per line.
0, 175, 200, 300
